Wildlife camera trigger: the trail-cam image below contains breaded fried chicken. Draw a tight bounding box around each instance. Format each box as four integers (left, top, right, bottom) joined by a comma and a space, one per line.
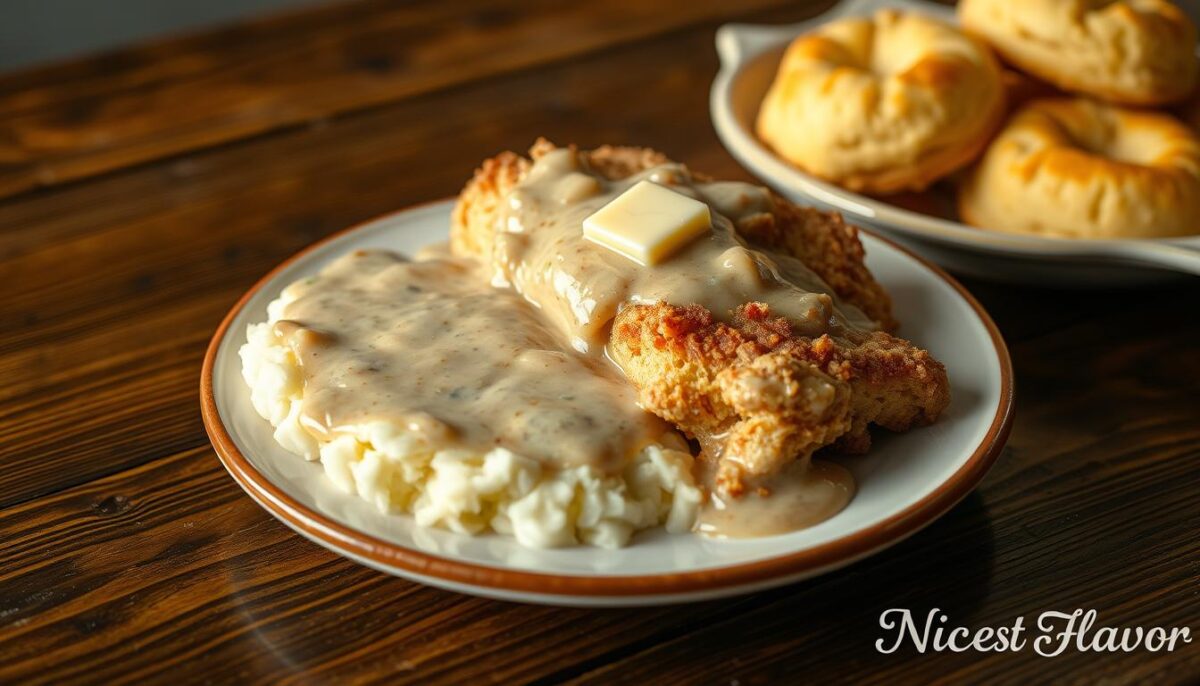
610, 302, 853, 493
610, 302, 949, 491
451, 140, 949, 494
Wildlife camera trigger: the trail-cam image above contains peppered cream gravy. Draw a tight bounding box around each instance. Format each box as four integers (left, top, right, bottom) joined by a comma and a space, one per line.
274, 249, 676, 473
694, 460, 855, 539
492, 147, 875, 353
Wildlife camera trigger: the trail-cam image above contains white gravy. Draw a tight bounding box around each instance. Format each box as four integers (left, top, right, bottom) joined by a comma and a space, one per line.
493, 148, 875, 353
274, 249, 677, 474
695, 459, 855, 538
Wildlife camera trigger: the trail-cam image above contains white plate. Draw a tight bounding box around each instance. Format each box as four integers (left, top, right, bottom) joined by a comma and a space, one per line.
201, 199, 1013, 606
710, 0, 1200, 285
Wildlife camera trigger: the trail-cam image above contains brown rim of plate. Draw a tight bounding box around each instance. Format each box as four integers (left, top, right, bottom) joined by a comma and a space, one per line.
200, 197, 1015, 598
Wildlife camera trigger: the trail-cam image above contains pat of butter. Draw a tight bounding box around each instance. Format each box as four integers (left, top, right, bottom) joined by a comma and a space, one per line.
582, 180, 711, 266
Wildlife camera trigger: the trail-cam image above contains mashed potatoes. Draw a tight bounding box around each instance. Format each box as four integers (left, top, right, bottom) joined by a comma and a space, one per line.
239, 291, 702, 549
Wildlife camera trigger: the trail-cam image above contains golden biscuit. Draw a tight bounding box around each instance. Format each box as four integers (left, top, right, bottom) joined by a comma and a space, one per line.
959, 98, 1200, 239
959, 0, 1198, 106
756, 9, 1006, 194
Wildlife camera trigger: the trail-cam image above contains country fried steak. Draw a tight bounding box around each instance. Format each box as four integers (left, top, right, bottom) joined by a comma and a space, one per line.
451, 140, 949, 494
610, 302, 948, 493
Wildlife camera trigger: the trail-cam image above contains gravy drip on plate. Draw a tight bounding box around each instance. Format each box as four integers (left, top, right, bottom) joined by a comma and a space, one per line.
494, 147, 876, 353
274, 250, 673, 474
694, 459, 855, 538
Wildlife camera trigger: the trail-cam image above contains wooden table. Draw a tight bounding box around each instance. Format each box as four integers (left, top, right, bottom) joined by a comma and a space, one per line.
1, 1, 1197, 682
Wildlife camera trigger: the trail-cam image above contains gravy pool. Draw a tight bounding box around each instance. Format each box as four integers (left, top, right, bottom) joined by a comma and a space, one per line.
274, 250, 676, 474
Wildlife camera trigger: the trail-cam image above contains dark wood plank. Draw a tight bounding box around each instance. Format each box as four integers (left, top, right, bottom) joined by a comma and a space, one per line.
0, 0, 834, 508
0, 0, 805, 201
0, 448, 768, 684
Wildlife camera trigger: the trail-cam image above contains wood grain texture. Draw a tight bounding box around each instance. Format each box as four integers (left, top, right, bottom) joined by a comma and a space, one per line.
0, 0, 806, 201
0, 0, 1197, 683
0, 450, 767, 684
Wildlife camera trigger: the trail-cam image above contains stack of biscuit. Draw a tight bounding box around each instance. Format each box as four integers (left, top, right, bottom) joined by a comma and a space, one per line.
756, 1, 1200, 239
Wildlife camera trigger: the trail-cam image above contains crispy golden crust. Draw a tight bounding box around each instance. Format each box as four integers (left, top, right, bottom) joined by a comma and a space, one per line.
452, 139, 896, 329
450, 150, 528, 259
610, 302, 852, 493
610, 302, 949, 492
734, 197, 897, 330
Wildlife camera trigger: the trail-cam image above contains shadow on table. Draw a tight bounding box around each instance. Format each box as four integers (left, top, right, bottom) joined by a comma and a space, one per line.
631, 492, 999, 673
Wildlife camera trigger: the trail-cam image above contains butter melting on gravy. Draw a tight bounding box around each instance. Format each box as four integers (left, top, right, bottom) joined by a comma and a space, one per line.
494, 148, 876, 353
